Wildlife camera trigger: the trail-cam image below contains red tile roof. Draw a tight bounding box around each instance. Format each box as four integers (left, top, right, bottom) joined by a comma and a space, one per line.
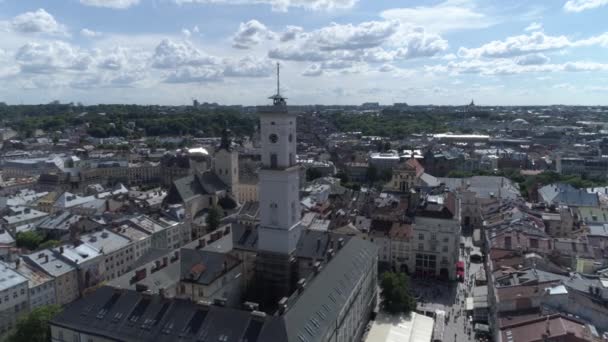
405, 158, 425, 177
501, 314, 588, 342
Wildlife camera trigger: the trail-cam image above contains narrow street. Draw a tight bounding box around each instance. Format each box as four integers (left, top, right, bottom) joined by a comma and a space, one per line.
411, 236, 484, 342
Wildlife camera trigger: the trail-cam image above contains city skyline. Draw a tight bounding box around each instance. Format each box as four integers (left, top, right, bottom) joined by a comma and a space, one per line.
0, 0, 607, 106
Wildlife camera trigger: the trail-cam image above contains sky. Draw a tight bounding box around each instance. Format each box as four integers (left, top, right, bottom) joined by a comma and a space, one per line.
0, 0, 607, 106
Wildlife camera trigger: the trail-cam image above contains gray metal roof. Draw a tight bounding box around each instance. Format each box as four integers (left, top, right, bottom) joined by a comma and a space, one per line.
167, 171, 228, 204
539, 183, 599, 207
50, 286, 270, 342
23, 249, 76, 277
261, 236, 377, 342
180, 249, 241, 286
0, 261, 28, 291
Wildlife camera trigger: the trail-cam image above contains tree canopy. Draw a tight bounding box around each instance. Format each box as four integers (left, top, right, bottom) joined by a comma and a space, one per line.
15, 231, 44, 250
306, 168, 323, 181
380, 272, 416, 315
0, 103, 257, 139
206, 206, 221, 233
8, 304, 62, 342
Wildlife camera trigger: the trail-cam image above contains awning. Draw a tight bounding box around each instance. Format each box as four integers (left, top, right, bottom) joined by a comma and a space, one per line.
474, 324, 490, 333
465, 297, 474, 311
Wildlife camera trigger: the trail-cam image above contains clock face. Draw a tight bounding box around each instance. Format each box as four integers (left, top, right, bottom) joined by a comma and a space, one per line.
269, 133, 278, 143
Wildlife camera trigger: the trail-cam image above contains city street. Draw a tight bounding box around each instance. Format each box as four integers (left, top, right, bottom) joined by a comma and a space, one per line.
411, 236, 484, 342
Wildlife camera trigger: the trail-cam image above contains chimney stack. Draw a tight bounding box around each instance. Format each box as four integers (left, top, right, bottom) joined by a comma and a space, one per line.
278, 297, 288, 315
297, 278, 307, 293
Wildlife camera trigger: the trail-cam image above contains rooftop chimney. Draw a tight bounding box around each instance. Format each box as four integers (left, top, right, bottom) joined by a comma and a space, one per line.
316, 238, 321, 252
297, 278, 307, 294
213, 298, 227, 307
278, 297, 288, 315
243, 301, 260, 312
313, 261, 322, 274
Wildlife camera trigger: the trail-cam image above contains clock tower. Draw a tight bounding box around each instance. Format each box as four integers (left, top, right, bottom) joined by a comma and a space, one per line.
257, 64, 302, 255
254, 64, 302, 308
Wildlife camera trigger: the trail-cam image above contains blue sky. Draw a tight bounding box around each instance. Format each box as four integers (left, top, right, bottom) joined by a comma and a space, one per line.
0, 0, 607, 105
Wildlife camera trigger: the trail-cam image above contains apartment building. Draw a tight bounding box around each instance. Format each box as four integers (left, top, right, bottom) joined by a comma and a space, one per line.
23, 250, 79, 305
0, 262, 29, 334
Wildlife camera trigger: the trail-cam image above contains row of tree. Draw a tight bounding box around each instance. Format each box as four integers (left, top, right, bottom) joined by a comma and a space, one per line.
1, 103, 257, 139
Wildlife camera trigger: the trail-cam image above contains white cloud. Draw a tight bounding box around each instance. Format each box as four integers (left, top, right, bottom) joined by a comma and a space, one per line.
11, 9, 66, 35
151, 39, 217, 68
302, 64, 323, 76
458, 31, 571, 58
515, 53, 549, 65
524, 22, 542, 32
268, 46, 329, 61
182, 28, 192, 38
80, 28, 102, 38
164, 66, 223, 83
440, 53, 458, 60
427, 58, 608, 76
80, 0, 140, 9
173, 0, 357, 12
98, 47, 148, 71
15, 41, 93, 74
564, 0, 608, 12
232, 20, 275, 49
391, 27, 448, 59
380, 0, 494, 34
312, 21, 398, 51
378, 64, 396, 72
563, 61, 608, 71
574, 32, 608, 47
459, 31, 608, 59
0, 48, 19, 79
223, 57, 274, 77
280, 25, 303, 42
269, 20, 446, 63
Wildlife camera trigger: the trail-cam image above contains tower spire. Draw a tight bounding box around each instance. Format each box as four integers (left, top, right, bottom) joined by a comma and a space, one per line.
269, 62, 287, 106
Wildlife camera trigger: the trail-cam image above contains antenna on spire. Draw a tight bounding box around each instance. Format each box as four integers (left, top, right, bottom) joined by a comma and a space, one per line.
269, 62, 287, 106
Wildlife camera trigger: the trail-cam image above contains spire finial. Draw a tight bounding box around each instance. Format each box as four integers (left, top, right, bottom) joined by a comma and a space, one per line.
277, 62, 280, 97
269, 62, 287, 106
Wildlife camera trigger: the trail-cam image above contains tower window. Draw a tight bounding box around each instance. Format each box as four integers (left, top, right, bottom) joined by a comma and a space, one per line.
288, 134, 293, 142
271, 121, 275, 125
270, 153, 278, 168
